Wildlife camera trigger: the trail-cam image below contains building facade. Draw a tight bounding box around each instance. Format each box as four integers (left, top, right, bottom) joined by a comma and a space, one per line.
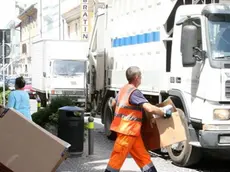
39, 0, 63, 40
61, 0, 94, 41
18, 3, 38, 76
16, 0, 102, 76
4, 1, 26, 76
6, 20, 21, 75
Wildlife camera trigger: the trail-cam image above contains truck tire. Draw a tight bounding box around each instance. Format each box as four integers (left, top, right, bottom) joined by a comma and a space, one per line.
103, 97, 117, 140
167, 109, 202, 167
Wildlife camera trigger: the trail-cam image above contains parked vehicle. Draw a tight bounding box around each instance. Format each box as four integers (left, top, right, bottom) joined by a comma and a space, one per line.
24, 77, 36, 99
31, 40, 88, 107
86, 0, 230, 167
6, 77, 16, 90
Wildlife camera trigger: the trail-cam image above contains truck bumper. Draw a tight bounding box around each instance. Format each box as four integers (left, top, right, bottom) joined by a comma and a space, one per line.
200, 130, 230, 149
50, 94, 85, 101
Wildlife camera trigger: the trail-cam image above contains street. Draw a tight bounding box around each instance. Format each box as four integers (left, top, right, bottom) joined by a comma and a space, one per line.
3, 0, 230, 171
28, 100, 230, 172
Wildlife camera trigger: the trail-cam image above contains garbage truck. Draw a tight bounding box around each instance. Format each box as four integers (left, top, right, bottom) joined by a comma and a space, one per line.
32, 40, 88, 107
86, 0, 230, 167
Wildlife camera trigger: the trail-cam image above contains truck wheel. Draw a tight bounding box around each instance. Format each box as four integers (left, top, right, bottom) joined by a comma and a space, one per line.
103, 98, 117, 140
167, 109, 202, 167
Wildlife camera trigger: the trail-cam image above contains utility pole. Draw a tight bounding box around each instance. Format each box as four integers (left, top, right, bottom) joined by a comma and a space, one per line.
59, 0, 61, 40
0, 29, 11, 106
40, 0, 43, 38
1, 30, 5, 106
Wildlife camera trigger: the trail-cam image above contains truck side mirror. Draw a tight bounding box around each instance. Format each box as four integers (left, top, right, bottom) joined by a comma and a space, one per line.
43, 72, 46, 77
181, 25, 198, 67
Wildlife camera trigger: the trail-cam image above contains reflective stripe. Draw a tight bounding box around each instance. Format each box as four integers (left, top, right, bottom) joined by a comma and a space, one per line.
106, 165, 120, 172
112, 84, 143, 136
114, 113, 142, 122
116, 102, 142, 111
141, 162, 155, 172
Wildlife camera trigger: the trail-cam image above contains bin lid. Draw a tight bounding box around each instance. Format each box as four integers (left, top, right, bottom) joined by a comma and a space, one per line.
58, 106, 84, 112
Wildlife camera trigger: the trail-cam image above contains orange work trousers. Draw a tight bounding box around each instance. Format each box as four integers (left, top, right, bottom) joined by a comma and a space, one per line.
106, 133, 155, 171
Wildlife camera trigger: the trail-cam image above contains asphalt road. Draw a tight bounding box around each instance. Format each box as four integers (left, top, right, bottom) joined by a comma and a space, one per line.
29, 100, 230, 172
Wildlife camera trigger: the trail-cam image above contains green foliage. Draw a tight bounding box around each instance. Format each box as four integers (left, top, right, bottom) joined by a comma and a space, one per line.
0, 85, 9, 92
0, 87, 11, 105
32, 107, 52, 127
32, 96, 87, 141
48, 112, 59, 125
49, 96, 75, 114
32, 96, 75, 127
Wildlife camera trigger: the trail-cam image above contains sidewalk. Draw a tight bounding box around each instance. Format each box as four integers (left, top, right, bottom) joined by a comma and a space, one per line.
56, 117, 197, 172
56, 117, 114, 172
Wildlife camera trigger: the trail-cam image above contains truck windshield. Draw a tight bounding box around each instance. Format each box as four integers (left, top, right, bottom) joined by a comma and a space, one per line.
52, 60, 85, 76
208, 14, 230, 60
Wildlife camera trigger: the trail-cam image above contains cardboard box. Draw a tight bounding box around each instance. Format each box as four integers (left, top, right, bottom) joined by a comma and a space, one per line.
142, 98, 187, 150
0, 108, 71, 172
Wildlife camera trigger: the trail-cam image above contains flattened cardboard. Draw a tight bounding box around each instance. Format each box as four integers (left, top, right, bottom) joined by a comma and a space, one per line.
0, 108, 70, 172
155, 110, 187, 147
142, 98, 187, 150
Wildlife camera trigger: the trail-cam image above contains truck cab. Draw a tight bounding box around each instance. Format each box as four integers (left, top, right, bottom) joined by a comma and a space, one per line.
32, 40, 88, 108
46, 58, 87, 105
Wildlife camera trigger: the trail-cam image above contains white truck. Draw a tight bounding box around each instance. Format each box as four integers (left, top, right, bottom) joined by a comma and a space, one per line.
87, 0, 230, 167
31, 40, 88, 108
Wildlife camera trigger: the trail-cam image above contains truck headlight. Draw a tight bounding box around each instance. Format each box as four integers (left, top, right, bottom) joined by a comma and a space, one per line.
51, 90, 62, 95
213, 109, 230, 120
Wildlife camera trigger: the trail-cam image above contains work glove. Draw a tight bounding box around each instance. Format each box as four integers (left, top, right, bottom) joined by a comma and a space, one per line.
160, 105, 173, 118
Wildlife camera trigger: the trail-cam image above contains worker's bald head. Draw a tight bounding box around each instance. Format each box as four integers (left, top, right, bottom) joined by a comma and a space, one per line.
126, 66, 142, 86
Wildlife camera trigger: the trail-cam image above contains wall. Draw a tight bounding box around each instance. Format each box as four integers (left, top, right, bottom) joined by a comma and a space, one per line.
61, 0, 94, 41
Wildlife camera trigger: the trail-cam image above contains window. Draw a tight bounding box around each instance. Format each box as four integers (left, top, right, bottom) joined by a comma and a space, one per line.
47, 20, 53, 31
208, 14, 230, 59
52, 60, 85, 76
22, 43, 27, 54
25, 64, 28, 73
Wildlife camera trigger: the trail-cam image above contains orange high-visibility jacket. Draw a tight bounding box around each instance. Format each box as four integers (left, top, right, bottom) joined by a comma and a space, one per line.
110, 84, 143, 136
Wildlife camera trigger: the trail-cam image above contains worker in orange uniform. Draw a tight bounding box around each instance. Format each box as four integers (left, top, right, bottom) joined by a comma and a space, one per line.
104, 66, 172, 172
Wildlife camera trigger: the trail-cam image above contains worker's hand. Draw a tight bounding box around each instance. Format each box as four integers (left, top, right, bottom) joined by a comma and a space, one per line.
160, 105, 173, 118
164, 110, 172, 118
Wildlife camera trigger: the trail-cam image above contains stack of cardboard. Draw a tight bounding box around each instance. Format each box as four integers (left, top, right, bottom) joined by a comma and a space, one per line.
142, 98, 187, 150
0, 108, 71, 172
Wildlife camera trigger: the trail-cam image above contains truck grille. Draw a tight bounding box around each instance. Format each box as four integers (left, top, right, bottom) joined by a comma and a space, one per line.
225, 80, 230, 98
63, 90, 85, 96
